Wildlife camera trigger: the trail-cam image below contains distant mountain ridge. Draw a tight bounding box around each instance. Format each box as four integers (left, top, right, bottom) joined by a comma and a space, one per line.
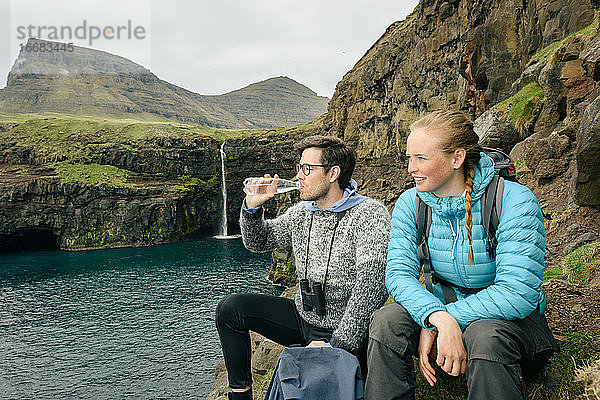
0, 39, 329, 129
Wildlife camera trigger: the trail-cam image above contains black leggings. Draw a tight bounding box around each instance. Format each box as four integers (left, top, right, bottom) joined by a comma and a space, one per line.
215, 293, 366, 389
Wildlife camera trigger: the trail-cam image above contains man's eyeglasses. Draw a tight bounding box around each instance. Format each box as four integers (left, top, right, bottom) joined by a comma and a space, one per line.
296, 163, 329, 176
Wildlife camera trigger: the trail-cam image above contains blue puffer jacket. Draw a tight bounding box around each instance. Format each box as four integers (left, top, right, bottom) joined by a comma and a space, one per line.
386, 153, 547, 330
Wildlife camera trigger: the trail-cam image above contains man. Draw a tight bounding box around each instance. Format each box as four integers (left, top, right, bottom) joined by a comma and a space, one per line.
215, 135, 390, 400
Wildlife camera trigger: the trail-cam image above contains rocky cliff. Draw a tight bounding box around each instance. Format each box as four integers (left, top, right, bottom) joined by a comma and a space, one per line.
318, 0, 600, 254
0, 114, 317, 251
324, 0, 595, 157
0, 39, 328, 129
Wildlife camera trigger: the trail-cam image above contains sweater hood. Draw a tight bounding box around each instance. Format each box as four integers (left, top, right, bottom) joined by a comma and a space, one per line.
306, 179, 367, 212
416, 152, 495, 219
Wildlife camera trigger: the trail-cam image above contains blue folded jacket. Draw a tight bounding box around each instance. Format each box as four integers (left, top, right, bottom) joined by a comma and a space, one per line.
264, 347, 364, 400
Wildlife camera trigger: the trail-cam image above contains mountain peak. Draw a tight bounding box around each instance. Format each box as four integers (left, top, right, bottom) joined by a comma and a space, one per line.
223, 76, 322, 98
10, 38, 150, 77
0, 40, 328, 129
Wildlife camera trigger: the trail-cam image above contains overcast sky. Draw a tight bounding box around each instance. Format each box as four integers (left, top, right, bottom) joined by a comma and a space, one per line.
0, 0, 418, 98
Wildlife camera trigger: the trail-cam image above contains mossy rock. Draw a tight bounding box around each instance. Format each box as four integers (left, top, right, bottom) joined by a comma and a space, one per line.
495, 82, 545, 137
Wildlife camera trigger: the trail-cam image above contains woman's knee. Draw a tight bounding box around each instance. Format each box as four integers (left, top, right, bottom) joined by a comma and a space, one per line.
463, 319, 521, 363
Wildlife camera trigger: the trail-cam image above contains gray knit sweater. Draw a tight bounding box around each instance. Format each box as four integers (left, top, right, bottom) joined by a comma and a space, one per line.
240, 198, 390, 352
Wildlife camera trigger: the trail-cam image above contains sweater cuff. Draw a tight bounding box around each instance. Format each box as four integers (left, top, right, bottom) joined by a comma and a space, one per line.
241, 199, 262, 214
240, 203, 263, 219
330, 334, 356, 352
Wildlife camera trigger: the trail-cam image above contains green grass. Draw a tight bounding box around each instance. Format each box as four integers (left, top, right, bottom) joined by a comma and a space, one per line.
529, 41, 563, 65
0, 111, 309, 165
543, 264, 564, 281
561, 241, 600, 285
540, 241, 600, 398
539, 331, 599, 399
495, 82, 544, 136
544, 240, 600, 284
269, 249, 298, 285
0, 111, 308, 156
177, 175, 202, 188
254, 369, 274, 398
52, 161, 133, 187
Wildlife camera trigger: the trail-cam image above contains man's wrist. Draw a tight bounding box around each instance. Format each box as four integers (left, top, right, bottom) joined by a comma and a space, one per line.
243, 198, 262, 213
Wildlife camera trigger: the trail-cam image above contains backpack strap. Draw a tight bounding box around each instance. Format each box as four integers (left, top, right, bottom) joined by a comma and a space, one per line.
415, 195, 458, 303
415, 195, 433, 293
480, 175, 504, 259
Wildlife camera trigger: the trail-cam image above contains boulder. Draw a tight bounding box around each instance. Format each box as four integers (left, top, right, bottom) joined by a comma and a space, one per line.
556, 37, 585, 62
572, 96, 600, 205
536, 62, 567, 132
474, 109, 521, 153
535, 158, 570, 179
510, 61, 546, 95
516, 130, 571, 170
580, 32, 600, 80
563, 232, 599, 255
565, 76, 595, 103
561, 59, 586, 79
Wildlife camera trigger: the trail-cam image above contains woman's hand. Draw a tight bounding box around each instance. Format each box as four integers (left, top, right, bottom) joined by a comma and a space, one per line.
428, 311, 467, 376
418, 327, 438, 386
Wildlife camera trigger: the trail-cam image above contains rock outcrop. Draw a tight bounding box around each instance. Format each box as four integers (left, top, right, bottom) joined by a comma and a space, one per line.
0, 165, 220, 251
323, 0, 596, 160
574, 96, 600, 205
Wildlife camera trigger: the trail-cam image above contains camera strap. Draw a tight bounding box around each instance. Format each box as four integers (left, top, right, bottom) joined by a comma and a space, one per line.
304, 211, 346, 287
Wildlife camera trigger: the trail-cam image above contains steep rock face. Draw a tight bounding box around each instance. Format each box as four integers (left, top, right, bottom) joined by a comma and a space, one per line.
0, 39, 328, 129
0, 169, 220, 251
472, 16, 600, 209
324, 0, 595, 159
574, 96, 600, 205
0, 116, 314, 251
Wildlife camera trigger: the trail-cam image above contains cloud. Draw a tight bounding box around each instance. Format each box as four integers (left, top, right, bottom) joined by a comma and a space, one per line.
1, 0, 418, 98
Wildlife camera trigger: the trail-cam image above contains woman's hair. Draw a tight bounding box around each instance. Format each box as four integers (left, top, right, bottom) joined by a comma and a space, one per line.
410, 110, 482, 264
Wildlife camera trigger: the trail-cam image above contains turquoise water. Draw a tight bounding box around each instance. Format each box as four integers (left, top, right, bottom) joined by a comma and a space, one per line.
0, 238, 282, 399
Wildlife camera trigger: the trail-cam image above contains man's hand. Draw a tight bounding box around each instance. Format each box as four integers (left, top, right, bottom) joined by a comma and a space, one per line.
418, 327, 438, 386
244, 174, 279, 209
307, 340, 327, 347
428, 311, 467, 377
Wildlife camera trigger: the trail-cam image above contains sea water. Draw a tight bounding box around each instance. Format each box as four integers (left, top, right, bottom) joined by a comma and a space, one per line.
0, 238, 282, 399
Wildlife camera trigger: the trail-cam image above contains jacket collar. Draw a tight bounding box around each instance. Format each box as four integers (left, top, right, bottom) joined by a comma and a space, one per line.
306, 179, 367, 212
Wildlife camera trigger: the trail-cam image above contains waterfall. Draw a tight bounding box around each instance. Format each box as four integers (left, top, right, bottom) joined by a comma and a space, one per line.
219, 142, 228, 236
214, 143, 241, 240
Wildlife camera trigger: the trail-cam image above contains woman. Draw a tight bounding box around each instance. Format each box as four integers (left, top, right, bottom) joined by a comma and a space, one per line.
366, 110, 557, 400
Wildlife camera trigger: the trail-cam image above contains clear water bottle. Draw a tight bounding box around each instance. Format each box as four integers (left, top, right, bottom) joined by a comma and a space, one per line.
243, 177, 300, 195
